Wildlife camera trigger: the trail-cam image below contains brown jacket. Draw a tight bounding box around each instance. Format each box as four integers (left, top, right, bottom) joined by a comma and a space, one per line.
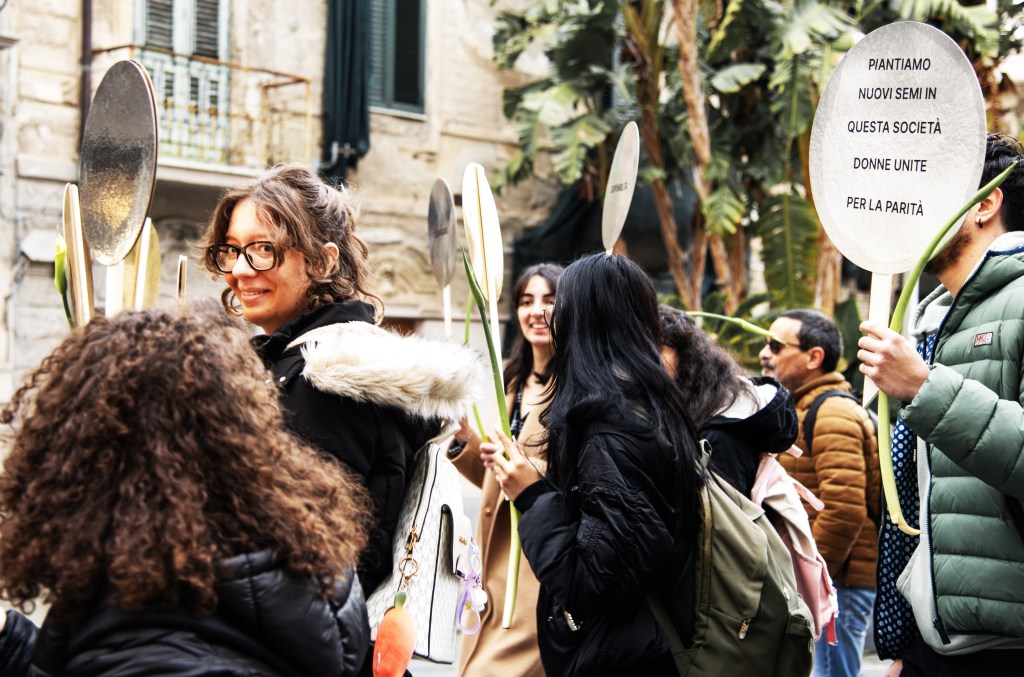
779, 373, 880, 588
450, 397, 546, 677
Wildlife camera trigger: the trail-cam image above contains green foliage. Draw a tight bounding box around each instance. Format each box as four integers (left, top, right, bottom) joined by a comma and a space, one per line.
706, 0, 778, 62
756, 191, 819, 308
894, 0, 999, 60
551, 113, 613, 183
776, 1, 854, 57
491, 0, 627, 193
703, 184, 746, 235
493, 12, 534, 69
492, 0, 1019, 313
769, 55, 817, 139
708, 63, 767, 94
833, 296, 865, 392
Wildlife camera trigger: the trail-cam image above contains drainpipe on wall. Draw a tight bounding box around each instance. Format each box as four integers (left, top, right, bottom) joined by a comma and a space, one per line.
80, 0, 92, 148
0, 28, 20, 393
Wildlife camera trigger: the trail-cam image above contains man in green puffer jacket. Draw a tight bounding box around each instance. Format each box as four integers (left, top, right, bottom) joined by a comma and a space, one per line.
859, 134, 1024, 676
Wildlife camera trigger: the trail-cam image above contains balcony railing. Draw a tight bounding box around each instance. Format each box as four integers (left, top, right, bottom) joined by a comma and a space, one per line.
91, 46, 314, 172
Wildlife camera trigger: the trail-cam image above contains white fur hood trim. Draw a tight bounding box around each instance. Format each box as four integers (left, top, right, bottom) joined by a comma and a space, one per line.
289, 322, 485, 422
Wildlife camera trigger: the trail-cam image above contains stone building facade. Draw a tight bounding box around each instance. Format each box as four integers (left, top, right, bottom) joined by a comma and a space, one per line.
0, 0, 555, 398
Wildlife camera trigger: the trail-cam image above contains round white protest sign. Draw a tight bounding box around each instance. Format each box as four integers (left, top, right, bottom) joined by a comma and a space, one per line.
809, 21, 986, 274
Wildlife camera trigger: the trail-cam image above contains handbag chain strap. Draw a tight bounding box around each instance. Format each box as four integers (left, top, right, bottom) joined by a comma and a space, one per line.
398, 523, 421, 588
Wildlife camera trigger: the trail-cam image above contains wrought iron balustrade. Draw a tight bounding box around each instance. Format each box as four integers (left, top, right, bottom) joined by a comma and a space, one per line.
92, 46, 313, 171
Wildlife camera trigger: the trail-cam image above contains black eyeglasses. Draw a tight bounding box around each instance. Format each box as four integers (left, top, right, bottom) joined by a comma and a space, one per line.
766, 338, 804, 355
210, 241, 278, 273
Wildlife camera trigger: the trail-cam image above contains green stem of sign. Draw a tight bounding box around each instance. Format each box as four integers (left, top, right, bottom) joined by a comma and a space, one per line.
686, 311, 783, 342
464, 294, 489, 442
877, 161, 1017, 537
462, 249, 519, 628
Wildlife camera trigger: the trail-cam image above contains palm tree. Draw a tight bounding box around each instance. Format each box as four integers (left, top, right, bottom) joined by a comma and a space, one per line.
492, 0, 1020, 314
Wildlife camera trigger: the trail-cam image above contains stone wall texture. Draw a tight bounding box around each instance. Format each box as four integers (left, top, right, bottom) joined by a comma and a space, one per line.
0, 0, 556, 397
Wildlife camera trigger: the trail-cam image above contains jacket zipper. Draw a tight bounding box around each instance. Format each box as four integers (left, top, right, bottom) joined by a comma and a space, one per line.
919, 262, 988, 645
922, 433, 951, 645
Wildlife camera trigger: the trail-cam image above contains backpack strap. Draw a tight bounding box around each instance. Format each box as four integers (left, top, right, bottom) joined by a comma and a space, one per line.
802, 390, 861, 453
698, 438, 713, 475
803, 390, 883, 529
647, 593, 687, 677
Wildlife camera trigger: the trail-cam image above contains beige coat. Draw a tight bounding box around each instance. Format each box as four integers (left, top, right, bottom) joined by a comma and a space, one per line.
450, 397, 546, 677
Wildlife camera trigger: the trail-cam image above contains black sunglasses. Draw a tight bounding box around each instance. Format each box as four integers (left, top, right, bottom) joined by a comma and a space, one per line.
766, 338, 804, 355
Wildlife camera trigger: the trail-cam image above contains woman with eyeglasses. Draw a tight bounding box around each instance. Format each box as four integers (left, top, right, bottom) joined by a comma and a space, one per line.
200, 164, 480, 603
658, 306, 797, 495
480, 253, 701, 677
447, 262, 562, 677
0, 307, 370, 675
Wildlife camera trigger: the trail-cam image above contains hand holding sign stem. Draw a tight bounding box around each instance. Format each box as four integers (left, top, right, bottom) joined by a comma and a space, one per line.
870, 162, 1016, 536
809, 22, 989, 538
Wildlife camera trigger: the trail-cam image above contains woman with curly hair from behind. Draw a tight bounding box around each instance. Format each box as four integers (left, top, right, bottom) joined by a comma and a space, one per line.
0, 307, 371, 676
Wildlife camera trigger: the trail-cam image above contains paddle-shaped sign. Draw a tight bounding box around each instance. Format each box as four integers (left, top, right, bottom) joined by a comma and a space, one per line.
809, 22, 987, 535
176, 255, 188, 301
603, 121, 640, 253
428, 179, 458, 339
462, 164, 504, 353
62, 184, 94, 327
78, 59, 158, 315
460, 163, 518, 628
121, 219, 162, 311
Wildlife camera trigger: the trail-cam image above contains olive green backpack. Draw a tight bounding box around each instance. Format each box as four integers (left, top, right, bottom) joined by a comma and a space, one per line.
649, 444, 814, 677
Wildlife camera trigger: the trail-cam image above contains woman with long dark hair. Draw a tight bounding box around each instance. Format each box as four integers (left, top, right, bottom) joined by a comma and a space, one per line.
0, 308, 370, 675
481, 253, 701, 676
658, 306, 797, 494
449, 262, 562, 677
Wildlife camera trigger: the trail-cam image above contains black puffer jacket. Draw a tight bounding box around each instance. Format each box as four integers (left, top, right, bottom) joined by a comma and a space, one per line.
0, 551, 368, 676
255, 301, 480, 593
701, 377, 798, 495
514, 416, 696, 677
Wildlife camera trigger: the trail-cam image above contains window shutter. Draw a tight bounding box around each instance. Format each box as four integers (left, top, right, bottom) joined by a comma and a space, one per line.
391, 0, 422, 108
146, 0, 174, 50
367, 0, 424, 112
367, 0, 388, 107
194, 0, 220, 58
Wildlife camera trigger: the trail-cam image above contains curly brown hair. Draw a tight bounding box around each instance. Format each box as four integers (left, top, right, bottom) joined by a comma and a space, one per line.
0, 306, 370, 619
199, 163, 383, 321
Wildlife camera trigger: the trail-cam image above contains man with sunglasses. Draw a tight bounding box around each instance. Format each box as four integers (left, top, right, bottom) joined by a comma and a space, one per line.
858, 134, 1024, 676
759, 309, 880, 677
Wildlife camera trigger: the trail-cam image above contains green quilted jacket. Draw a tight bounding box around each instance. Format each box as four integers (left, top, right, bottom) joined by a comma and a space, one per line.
901, 239, 1024, 644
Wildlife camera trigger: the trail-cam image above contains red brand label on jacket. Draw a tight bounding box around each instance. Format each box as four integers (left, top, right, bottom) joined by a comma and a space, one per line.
974, 332, 994, 347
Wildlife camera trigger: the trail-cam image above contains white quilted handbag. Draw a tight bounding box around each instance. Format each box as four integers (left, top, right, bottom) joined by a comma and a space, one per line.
366, 424, 484, 664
